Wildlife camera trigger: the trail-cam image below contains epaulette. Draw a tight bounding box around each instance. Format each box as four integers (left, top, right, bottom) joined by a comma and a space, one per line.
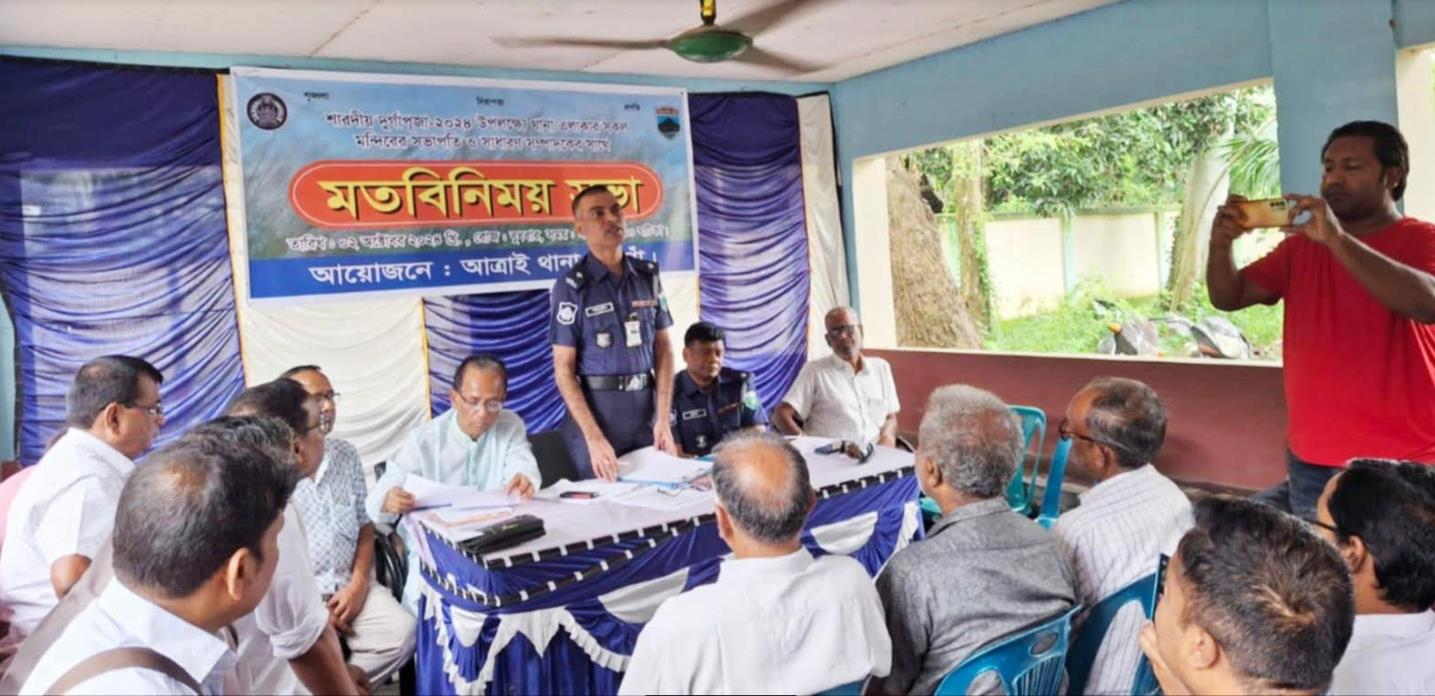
562, 263, 588, 290
635, 258, 660, 275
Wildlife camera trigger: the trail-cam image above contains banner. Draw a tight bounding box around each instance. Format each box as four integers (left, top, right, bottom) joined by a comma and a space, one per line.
229, 68, 697, 302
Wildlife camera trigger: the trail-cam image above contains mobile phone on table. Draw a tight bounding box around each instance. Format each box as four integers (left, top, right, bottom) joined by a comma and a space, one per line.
560, 491, 598, 500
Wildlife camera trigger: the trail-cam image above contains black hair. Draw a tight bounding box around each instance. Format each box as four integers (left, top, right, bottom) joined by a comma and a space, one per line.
224, 378, 313, 436
278, 364, 322, 380
1327, 459, 1435, 611
1176, 496, 1354, 693
1082, 377, 1166, 469
684, 321, 725, 348
452, 354, 508, 392
711, 431, 813, 544
113, 420, 299, 597
65, 355, 163, 428
571, 184, 617, 218
1322, 120, 1409, 201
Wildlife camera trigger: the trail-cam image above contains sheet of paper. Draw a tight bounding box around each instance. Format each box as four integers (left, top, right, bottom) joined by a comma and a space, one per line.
534, 478, 642, 504
617, 447, 711, 486
605, 485, 714, 512
418, 506, 515, 543
405, 473, 516, 510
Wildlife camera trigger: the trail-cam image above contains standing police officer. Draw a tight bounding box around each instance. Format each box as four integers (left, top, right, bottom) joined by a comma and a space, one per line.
551, 186, 678, 480
670, 322, 766, 457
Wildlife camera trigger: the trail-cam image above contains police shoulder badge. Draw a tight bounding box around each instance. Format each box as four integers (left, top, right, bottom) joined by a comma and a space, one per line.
556, 301, 578, 326
742, 390, 760, 410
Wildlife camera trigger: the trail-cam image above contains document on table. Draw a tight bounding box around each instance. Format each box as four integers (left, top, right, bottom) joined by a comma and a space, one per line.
418, 506, 515, 543
534, 478, 642, 505
607, 485, 714, 512
405, 473, 516, 510
617, 447, 711, 487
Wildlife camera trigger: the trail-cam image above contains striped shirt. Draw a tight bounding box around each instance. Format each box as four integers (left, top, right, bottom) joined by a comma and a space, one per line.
1052, 464, 1193, 695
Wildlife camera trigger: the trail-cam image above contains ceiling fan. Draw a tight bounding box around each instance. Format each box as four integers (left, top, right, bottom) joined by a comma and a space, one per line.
494, 0, 824, 73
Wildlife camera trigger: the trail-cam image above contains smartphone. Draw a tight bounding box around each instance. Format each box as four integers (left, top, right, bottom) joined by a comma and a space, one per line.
814, 441, 846, 455
559, 491, 598, 500
1235, 198, 1293, 229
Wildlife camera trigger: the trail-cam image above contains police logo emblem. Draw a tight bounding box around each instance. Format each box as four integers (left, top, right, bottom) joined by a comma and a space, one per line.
656, 105, 681, 139
246, 93, 288, 130
742, 390, 760, 410
596, 331, 612, 348
556, 301, 578, 326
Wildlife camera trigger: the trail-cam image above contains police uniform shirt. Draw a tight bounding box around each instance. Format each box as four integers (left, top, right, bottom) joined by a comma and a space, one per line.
549, 253, 674, 376
670, 367, 767, 456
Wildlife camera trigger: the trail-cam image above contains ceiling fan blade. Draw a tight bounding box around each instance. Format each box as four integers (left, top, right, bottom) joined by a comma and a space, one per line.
723, 0, 830, 37
731, 45, 823, 73
492, 36, 667, 50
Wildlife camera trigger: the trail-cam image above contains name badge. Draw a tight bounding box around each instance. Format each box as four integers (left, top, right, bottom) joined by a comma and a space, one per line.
631, 299, 658, 308
585, 302, 615, 317
682, 408, 708, 421
625, 315, 642, 347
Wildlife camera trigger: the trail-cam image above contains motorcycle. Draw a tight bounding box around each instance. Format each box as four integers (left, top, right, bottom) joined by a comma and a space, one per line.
1093, 300, 1252, 359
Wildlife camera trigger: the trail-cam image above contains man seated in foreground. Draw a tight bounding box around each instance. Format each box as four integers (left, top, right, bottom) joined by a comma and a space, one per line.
1316, 459, 1435, 695
21, 425, 299, 694
872, 385, 1075, 695
670, 321, 766, 457
773, 306, 899, 447
365, 354, 540, 608
283, 365, 416, 683
1140, 496, 1354, 695
1052, 377, 1193, 694
620, 431, 891, 695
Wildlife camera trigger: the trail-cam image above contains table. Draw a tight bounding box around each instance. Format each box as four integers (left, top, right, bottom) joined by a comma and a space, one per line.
413, 438, 922, 695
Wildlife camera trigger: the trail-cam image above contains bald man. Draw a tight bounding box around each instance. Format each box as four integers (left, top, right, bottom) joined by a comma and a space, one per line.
773, 307, 900, 447
620, 432, 890, 694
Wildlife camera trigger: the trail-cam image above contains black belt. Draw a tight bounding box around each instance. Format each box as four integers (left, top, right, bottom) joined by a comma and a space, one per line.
582, 372, 653, 392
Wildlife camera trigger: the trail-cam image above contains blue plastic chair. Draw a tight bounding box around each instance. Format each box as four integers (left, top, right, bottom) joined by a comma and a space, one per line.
1036, 437, 1071, 529
817, 679, 865, 695
1066, 557, 1168, 695
934, 605, 1082, 695
921, 405, 1048, 524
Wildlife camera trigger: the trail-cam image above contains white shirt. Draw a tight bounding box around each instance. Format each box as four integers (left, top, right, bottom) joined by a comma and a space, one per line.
230, 505, 329, 695
0, 429, 135, 657
1329, 610, 1435, 695
781, 354, 900, 444
619, 548, 891, 695
364, 409, 540, 609
1052, 464, 1193, 695
20, 579, 236, 695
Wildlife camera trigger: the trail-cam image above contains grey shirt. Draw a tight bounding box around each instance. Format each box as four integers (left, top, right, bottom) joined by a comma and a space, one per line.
875, 497, 1077, 694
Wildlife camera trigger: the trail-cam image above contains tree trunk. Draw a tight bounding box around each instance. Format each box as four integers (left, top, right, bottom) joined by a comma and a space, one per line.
950, 141, 991, 330
1166, 130, 1231, 310
885, 159, 984, 349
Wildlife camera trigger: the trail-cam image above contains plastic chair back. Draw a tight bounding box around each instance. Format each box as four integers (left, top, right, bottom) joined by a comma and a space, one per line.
817, 679, 865, 695
1037, 437, 1071, 529
529, 429, 577, 487
1006, 406, 1047, 515
1067, 564, 1164, 695
935, 605, 1082, 695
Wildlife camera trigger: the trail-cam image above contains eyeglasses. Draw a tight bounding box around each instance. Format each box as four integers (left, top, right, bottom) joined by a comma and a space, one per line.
311, 391, 341, 404
1305, 516, 1341, 535
1057, 417, 1135, 454
454, 393, 504, 414
124, 401, 164, 418
826, 324, 860, 339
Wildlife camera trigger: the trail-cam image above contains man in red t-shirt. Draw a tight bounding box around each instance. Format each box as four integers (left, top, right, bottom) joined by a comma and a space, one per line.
1207, 120, 1435, 518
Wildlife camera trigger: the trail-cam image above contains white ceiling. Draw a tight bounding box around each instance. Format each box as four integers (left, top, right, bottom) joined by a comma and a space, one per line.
0, 0, 1119, 83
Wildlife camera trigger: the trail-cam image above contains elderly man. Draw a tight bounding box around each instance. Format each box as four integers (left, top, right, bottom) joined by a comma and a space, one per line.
872, 385, 1074, 695
20, 425, 299, 694
620, 432, 890, 694
773, 306, 899, 447
282, 365, 416, 684
1052, 377, 1193, 694
366, 354, 540, 607
670, 321, 766, 457
1315, 459, 1435, 695
1140, 496, 1354, 695
0, 355, 164, 666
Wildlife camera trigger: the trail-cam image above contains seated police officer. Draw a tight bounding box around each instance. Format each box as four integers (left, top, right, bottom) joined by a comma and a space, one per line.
551, 185, 678, 480
670, 322, 767, 457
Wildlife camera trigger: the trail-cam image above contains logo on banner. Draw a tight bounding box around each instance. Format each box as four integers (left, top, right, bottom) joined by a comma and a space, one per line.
656, 106, 681, 139
247, 93, 288, 130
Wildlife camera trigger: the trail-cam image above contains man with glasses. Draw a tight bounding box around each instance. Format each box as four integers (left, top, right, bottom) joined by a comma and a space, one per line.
773, 307, 900, 448
1314, 459, 1435, 695
0, 355, 164, 670
1051, 377, 1193, 695
283, 365, 416, 685
366, 354, 540, 607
